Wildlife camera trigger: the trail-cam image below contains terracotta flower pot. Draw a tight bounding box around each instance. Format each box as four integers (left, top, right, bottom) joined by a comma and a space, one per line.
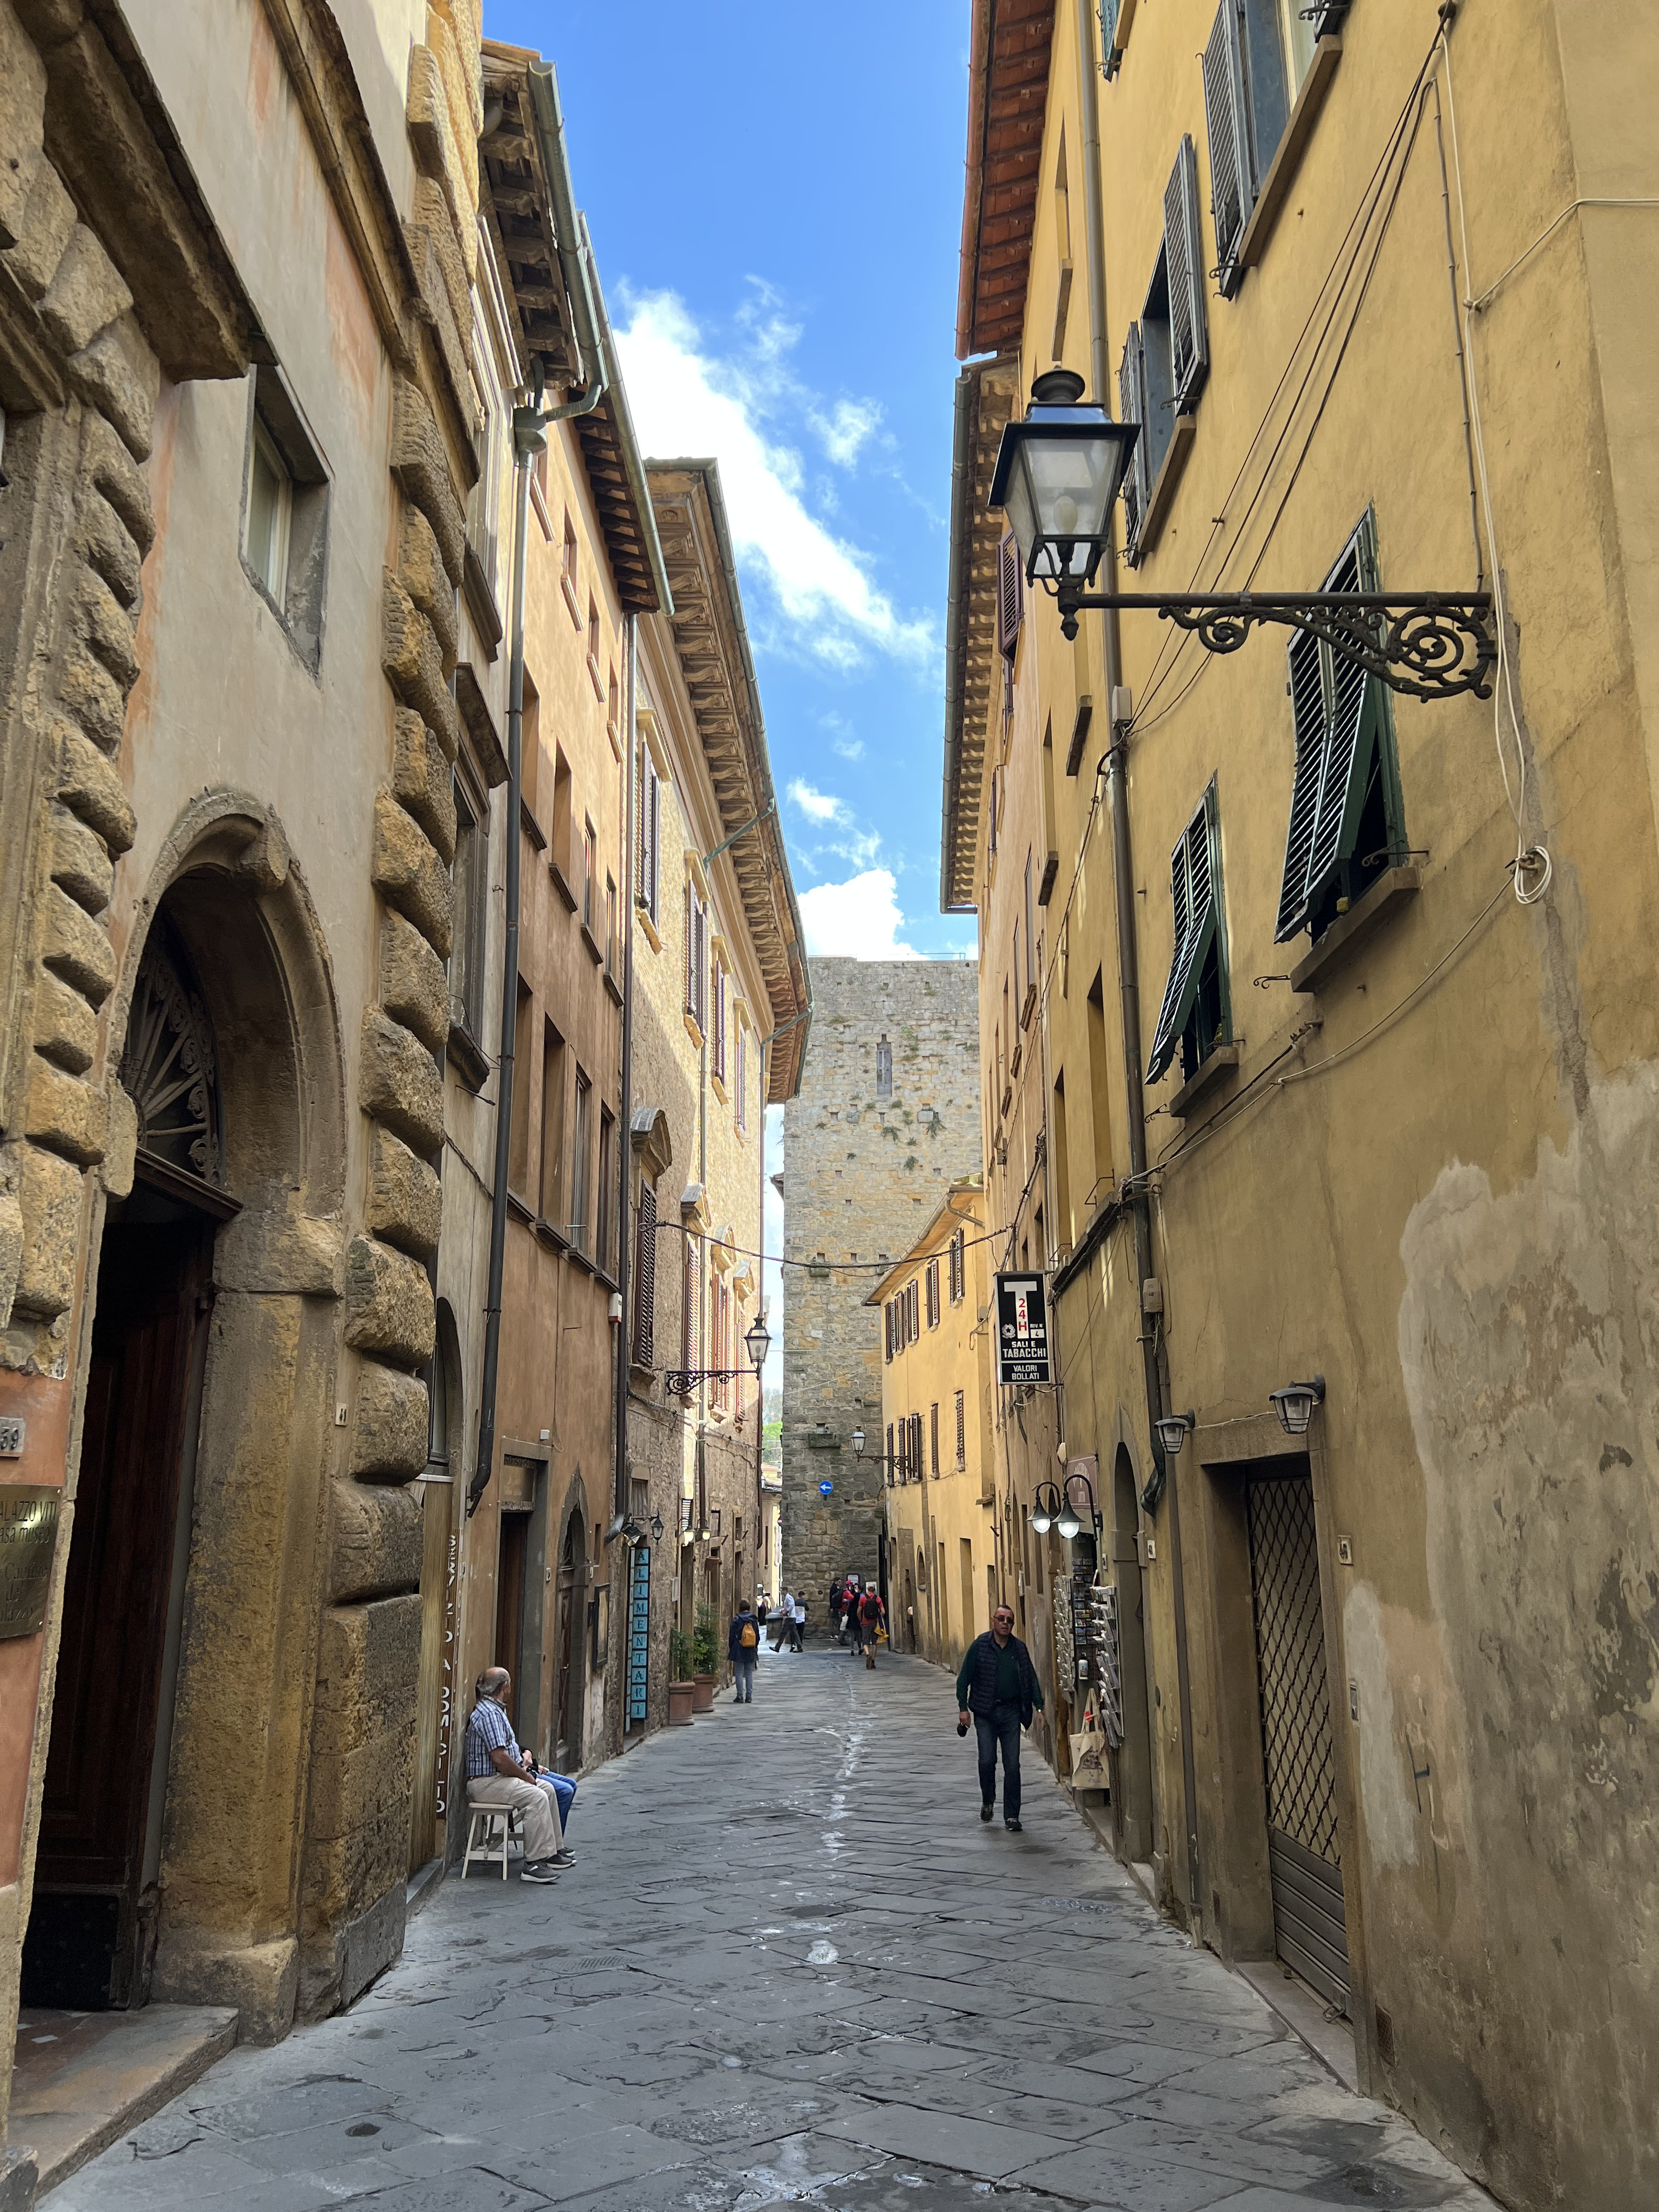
691, 1671, 717, 1714
668, 1680, 696, 1726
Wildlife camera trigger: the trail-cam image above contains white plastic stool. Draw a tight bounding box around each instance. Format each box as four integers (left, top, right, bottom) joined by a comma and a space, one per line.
461, 1802, 521, 1879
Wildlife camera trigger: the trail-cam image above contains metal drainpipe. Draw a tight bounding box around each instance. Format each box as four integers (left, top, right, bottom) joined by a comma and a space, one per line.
612, 614, 637, 1529
1074, 0, 1201, 1929
754, 1034, 768, 1608
467, 328, 608, 1524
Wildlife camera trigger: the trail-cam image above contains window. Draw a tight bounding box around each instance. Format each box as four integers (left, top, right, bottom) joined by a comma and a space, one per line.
685, 883, 707, 1032
712, 962, 727, 1084
735, 1020, 748, 1133
926, 1258, 941, 1328
1274, 513, 1406, 945
1086, 967, 1114, 1186
241, 366, 329, 667
930, 1402, 940, 1477
886, 1423, 896, 1483
988, 764, 1001, 859
634, 1181, 657, 1365
636, 738, 661, 924
997, 530, 1022, 716
508, 980, 534, 1194
683, 1244, 700, 1370
540, 1021, 567, 1228
1024, 851, 1037, 1006
449, 779, 487, 1046
466, 309, 504, 592
908, 1280, 919, 1341
607, 664, 620, 745
561, 509, 579, 617
520, 671, 542, 825
875, 1034, 893, 1100
910, 1413, 924, 1483
1205, 0, 1337, 294
582, 817, 597, 931
948, 1228, 966, 1303
605, 874, 617, 980
550, 745, 573, 883
1147, 779, 1230, 1085
587, 596, 603, 695
570, 1069, 592, 1254
1118, 137, 1207, 561
954, 1389, 967, 1470
597, 1105, 615, 1275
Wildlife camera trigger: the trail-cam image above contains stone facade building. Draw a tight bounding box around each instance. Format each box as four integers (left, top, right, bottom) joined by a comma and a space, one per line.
780, 958, 980, 1616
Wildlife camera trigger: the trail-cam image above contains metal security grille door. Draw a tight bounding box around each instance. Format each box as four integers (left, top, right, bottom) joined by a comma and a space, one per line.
1246, 1472, 1350, 2011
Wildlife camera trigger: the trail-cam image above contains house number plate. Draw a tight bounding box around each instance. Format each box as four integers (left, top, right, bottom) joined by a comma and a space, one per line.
0, 1487, 59, 1639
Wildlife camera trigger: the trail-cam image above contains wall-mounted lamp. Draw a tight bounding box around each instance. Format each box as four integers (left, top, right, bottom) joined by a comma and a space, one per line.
1029, 1479, 1062, 1535
1056, 1466, 1100, 1542
1155, 1410, 1196, 1458
1269, 1374, 1326, 1437
649, 1511, 665, 1544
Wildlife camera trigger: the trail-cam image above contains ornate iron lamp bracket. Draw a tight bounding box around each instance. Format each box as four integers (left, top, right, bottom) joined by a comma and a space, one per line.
664, 1368, 755, 1400
1050, 586, 1495, 702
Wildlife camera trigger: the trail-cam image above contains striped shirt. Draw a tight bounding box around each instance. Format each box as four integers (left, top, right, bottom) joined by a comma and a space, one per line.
464, 1694, 521, 1781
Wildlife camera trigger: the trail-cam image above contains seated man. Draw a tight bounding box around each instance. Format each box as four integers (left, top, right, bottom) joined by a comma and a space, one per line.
463, 1668, 575, 1882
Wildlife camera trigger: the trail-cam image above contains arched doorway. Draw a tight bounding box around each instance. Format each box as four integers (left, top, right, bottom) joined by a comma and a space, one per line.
555, 1500, 588, 1769
1112, 1444, 1156, 1865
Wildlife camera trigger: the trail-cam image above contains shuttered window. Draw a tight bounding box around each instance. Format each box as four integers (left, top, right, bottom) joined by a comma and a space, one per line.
1118, 323, 1149, 554
637, 744, 660, 922
683, 1244, 700, 1370
930, 1403, 940, 1477
1164, 137, 1208, 404
1204, 0, 1296, 296
1147, 779, 1229, 1083
998, 530, 1023, 655
633, 1182, 656, 1366
1274, 514, 1405, 943
955, 1389, 967, 1469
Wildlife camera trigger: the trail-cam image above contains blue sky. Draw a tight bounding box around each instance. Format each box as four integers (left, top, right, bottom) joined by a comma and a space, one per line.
487, 0, 978, 966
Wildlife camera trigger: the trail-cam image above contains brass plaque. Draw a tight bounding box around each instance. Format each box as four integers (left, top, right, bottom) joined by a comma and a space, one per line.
0, 1487, 60, 1638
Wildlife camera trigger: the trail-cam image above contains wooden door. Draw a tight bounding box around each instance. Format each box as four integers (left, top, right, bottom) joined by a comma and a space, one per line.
23, 1219, 210, 2009
494, 1511, 529, 1722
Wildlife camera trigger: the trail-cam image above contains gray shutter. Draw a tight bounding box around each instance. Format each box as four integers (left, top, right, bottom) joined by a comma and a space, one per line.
1118, 324, 1148, 554
1274, 629, 1329, 941
1203, 0, 1250, 296
1164, 137, 1209, 405
998, 531, 1023, 654
1147, 787, 1219, 1082
633, 1183, 656, 1366
648, 769, 660, 921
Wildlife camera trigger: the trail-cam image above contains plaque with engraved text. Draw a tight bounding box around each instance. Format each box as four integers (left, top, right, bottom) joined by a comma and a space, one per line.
0, 1487, 59, 1638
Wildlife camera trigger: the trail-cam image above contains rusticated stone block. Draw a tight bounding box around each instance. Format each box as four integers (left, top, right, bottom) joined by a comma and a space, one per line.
371, 790, 451, 960
56, 718, 135, 853
406, 204, 471, 414
6, 1138, 83, 1321
56, 635, 127, 752
25, 1057, 107, 1166
389, 378, 465, 584
328, 1476, 424, 1606
102, 1081, 136, 1198
77, 486, 143, 611
378, 908, 448, 1057
358, 1006, 442, 1159
0, 4, 48, 251
73, 567, 139, 693
38, 221, 132, 358
82, 408, 154, 556
392, 707, 456, 865
49, 804, 112, 915
39, 880, 115, 1003
33, 965, 98, 1076
3, 157, 75, 300
397, 503, 457, 675
427, 2, 484, 156
344, 1233, 435, 1369
0, 1155, 23, 1332
349, 1359, 429, 1480
367, 1124, 442, 1264
67, 312, 159, 462
382, 571, 462, 759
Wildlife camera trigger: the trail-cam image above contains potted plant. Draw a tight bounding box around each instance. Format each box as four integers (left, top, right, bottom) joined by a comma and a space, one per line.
691, 1603, 720, 1714
668, 1627, 696, 1726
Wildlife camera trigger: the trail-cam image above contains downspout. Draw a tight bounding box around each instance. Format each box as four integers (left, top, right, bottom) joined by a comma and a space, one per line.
1074, 0, 1201, 1929
612, 614, 637, 1530
754, 1033, 768, 1608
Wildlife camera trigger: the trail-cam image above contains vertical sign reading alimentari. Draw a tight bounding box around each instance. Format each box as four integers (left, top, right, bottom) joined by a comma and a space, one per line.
994, 1274, 1052, 1385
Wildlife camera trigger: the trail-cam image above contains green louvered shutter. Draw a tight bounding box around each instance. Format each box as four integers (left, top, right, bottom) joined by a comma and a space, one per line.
1165, 137, 1208, 405
1274, 629, 1329, 941
1118, 324, 1148, 557
1147, 785, 1220, 1082
1203, 1, 1251, 295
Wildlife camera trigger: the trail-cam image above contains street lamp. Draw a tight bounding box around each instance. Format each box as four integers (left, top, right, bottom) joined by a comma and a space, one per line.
989, 371, 1495, 701
1056, 1467, 1100, 1542
649, 1511, 665, 1543
744, 1316, 771, 1375
665, 1312, 773, 1400
1155, 1410, 1196, 1458
1029, 1479, 1062, 1535
1269, 1374, 1326, 1437
851, 1426, 866, 1458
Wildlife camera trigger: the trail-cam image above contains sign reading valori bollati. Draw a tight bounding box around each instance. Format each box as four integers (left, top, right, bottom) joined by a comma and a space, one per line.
994, 1273, 1052, 1386
0, 1486, 60, 1638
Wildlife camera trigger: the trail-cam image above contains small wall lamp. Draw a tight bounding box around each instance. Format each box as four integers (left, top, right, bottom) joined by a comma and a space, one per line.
1029, 1479, 1062, 1535
1155, 1410, 1196, 1458
1269, 1374, 1326, 1437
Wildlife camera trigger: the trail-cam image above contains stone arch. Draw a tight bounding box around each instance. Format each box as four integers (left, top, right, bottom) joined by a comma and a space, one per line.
555, 1472, 590, 1768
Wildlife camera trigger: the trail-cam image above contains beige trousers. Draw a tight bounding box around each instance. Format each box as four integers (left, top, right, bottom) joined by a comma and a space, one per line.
466, 1772, 563, 1860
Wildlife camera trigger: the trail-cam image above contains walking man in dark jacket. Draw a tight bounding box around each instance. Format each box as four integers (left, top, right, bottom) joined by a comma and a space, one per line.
729, 1601, 761, 1703
956, 1604, 1043, 1832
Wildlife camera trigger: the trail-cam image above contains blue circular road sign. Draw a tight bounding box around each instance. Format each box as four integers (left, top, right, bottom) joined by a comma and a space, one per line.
818, 1479, 833, 1496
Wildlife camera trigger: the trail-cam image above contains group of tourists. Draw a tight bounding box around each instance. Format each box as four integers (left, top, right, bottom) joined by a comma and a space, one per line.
830, 1573, 888, 1667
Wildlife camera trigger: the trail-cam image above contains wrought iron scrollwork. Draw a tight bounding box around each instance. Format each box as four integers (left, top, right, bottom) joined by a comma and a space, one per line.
664, 1368, 754, 1400
1052, 586, 1496, 702
121, 919, 223, 1185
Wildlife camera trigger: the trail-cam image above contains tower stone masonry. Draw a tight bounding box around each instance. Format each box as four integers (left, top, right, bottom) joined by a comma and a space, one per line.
781, 958, 981, 1614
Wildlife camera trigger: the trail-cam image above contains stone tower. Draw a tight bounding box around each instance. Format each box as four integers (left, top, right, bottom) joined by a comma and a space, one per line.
781, 958, 982, 1614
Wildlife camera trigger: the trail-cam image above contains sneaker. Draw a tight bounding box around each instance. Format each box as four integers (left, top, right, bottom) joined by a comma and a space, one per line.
979, 1803, 993, 1824
546, 1848, 576, 1867
521, 1861, 561, 1883
1005, 1817, 1023, 1834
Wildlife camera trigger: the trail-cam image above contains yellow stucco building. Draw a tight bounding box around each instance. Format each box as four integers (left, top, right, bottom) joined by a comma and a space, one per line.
942, 1, 1658, 2205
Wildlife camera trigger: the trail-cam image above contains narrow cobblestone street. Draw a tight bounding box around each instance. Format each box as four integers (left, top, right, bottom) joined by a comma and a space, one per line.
52, 1648, 1493, 2212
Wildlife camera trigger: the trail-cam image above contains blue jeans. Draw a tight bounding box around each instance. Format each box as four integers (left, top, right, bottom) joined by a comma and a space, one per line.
974, 1704, 1024, 1819
534, 1769, 576, 1832
733, 1657, 755, 1701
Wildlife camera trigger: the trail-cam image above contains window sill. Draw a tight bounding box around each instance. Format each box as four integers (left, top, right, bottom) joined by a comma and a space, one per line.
1168, 1041, 1241, 1122
1009, 1040, 1022, 1081
684, 1013, 706, 1052
587, 651, 605, 702
637, 901, 662, 954
550, 858, 577, 912
520, 797, 547, 851
1290, 864, 1422, 994
447, 1022, 491, 1093
1238, 36, 1343, 276
562, 573, 582, 629
1103, 0, 1138, 74
580, 921, 604, 966
1020, 983, 1037, 1029
604, 969, 623, 1008
535, 1217, 570, 1255
529, 473, 552, 542
711, 1074, 728, 1106
565, 1244, 596, 1276
1064, 695, 1093, 777
462, 542, 503, 660
1130, 413, 1197, 567
507, 1187, 535, 1225
1037, 851, 1058, 906
607, 716, 622, 763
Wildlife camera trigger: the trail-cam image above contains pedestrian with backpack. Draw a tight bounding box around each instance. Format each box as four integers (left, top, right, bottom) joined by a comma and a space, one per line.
729, 1600, 760, 1702
857, 1584, 886, 1670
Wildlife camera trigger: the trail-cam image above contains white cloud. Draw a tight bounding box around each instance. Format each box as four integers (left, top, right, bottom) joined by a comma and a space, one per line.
810, 397, 883, 468
788, 779, 847, 825
614, 290, 932, 669
798, 869, 925, 961
831, 736, 864, 761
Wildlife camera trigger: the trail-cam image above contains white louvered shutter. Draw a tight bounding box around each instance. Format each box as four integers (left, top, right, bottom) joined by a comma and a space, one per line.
1203, 0, 1251, 295
1147, 787, 1220, 1082
1165, 137, 1209, 405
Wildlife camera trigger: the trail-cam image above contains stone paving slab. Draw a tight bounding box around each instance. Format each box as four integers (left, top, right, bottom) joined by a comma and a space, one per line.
46, 1645, 1496, 2210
